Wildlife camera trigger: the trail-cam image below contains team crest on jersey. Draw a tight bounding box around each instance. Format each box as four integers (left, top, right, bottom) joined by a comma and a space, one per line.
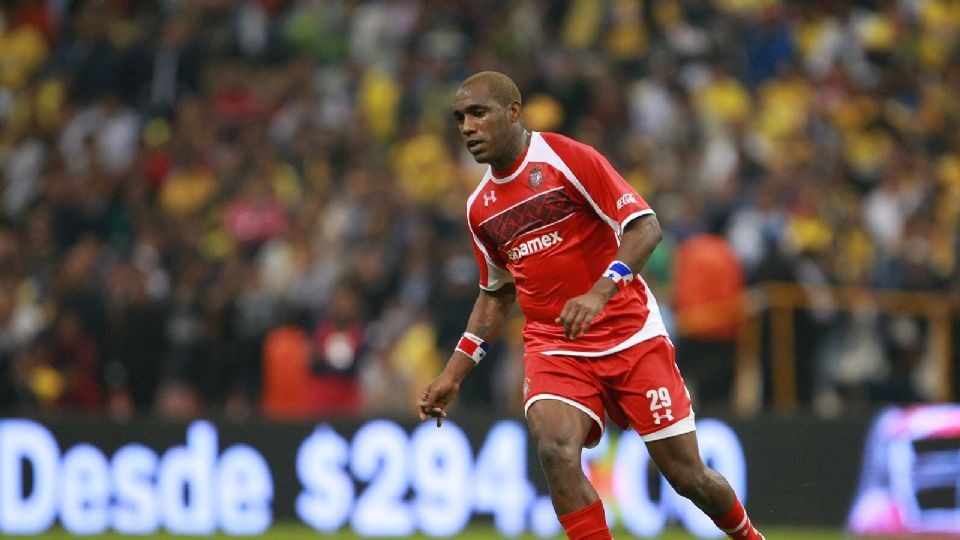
528, 167, 543, 190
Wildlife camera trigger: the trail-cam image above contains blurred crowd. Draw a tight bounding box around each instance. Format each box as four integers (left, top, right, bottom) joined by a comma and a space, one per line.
0, 0, 957, 421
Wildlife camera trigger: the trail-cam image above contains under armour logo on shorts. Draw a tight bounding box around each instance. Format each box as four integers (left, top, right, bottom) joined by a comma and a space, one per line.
653, 409, 673, 425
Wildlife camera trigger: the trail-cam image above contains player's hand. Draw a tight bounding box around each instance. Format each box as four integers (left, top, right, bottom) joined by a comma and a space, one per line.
417, 374, 460, 427
556, 291, 607, 339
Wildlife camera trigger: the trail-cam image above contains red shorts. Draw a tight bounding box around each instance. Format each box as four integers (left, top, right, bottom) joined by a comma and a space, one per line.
522, 336, 694, 448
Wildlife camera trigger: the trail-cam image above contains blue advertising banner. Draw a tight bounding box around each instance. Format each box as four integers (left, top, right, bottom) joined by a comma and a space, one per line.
0, 411, 885, 537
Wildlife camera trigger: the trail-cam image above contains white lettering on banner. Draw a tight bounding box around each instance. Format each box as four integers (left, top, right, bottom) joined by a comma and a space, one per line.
0, 417, 747, 539
471, 421, 534, 535
218, 446, 274, 535
112, 445, 159, 534
61, 445, 111, 535
158, 422, 217, 534
296, 426, 353, 532
507, 231, 563, 261
0, 419, 273, 536
617, 193, 638, 209
0, 419, 58, 534
350, 421, 415, 536
411, 422, 473, 536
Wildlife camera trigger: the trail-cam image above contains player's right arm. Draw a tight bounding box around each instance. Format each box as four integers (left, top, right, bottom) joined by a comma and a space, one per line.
417, 283, 516, 425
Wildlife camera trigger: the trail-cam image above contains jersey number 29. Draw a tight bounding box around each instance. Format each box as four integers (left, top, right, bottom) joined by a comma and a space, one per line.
646, 387, 672, 411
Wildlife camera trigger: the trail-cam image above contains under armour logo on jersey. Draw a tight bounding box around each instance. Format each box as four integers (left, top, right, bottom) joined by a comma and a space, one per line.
653, 409, 674, 425
483, 190, 496, 206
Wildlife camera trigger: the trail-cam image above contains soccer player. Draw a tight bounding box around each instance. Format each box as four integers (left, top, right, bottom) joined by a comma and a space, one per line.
417, 71, 764, 540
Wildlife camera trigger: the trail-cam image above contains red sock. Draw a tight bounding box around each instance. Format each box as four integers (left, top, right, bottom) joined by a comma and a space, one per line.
711, 498, 764, 539
558, 499, 612, 540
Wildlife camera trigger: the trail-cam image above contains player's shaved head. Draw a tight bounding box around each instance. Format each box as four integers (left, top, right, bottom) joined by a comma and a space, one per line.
459, 71, 521, 108
454, 71, 527, 171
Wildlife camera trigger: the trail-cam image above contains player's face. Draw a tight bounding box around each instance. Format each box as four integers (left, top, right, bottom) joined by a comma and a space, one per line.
453, 83, 518, 168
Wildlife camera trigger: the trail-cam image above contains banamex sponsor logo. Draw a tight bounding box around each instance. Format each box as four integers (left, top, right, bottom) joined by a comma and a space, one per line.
507, 231, 563, 261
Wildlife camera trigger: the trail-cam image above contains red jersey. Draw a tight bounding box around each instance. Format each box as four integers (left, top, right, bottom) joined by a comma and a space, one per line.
467, 132, 667, 356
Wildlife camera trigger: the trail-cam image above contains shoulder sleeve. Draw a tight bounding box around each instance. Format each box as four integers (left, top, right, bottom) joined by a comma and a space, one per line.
541, 132, 653, 234
466, 195, 514, 291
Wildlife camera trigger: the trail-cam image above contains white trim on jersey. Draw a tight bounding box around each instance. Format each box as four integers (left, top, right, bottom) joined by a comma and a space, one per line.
621, 208, 655, 231
489, 142, 534, 183
471, 226, 513, 291
478, 186, 564, 227
467, 176, 514, 291
536, 134, 623, 240
465, 174, 491, 216
524, 394, 604, 448
641, 412, 697, 442
541, 278, 668, 356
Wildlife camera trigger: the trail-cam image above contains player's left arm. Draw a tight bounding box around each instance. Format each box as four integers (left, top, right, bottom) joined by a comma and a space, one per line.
556, 213, 662, 339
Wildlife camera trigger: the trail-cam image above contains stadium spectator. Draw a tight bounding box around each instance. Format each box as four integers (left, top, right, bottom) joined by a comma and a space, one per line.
673, 227, 746, 410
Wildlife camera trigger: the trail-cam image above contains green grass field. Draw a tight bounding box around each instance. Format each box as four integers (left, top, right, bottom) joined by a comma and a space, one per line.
3, 523, 850, 539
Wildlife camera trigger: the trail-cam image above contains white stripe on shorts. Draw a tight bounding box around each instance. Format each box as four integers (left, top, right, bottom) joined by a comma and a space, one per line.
640, 412, 697, 442
524, 394, 605, 448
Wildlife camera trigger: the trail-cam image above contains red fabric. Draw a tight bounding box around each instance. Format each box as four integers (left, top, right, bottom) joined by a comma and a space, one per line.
712, 499, 764, 539
558, 500, 611, 540
467, 131, 665, 356
456, 334, 482, 359
673, 234, 745, 341
304, 376, 362, 416
261, 326, 311, 419
523, 336, 692, 448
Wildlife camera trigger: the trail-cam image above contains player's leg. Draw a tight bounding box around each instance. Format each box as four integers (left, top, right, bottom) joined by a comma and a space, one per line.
526, 399, 611, 540
646, 432, 764, 539
646, 431, 732, 513
523, 352, 613, 539
611, 337, 764, 539
526, 399, 596, 514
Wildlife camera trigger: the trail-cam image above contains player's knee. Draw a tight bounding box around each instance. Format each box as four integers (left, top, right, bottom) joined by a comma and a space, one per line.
534, 434, 581, 473
662, 464, 710, 502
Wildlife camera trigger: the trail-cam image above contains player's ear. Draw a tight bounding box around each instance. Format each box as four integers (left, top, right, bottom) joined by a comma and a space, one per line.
508, 101, 521, 123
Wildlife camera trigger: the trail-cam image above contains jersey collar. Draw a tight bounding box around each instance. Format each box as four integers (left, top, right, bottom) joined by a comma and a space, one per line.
491, 131, 535, 182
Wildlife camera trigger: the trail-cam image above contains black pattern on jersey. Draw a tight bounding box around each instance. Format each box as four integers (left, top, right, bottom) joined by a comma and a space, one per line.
480, 188, 576, 247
